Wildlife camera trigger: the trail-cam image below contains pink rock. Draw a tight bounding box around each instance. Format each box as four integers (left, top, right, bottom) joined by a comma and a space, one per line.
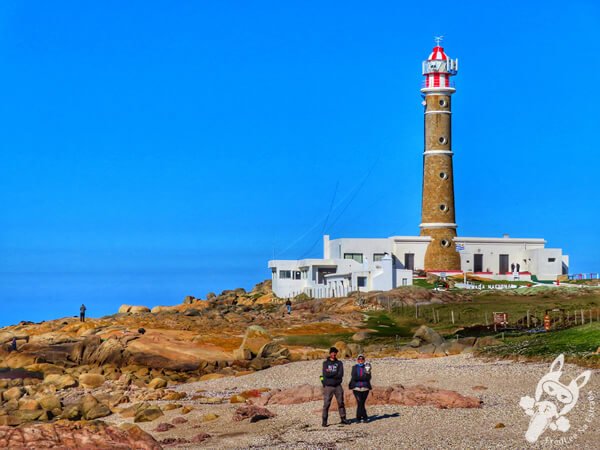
232, 405, 276, 422
0, 421, 161, 449
154, 422, 175, 432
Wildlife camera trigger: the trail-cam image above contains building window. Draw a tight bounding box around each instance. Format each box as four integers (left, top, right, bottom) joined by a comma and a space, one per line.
548, 258, 556, 263
402, 278, 408, 286
440, 239, 451, 248
439, 204, 448, 212
438, 136, 448, 144
439, 98, 448, 107
293, 271, 301, 280
344, 253, 363, 264
373, 253, 385, 261
279, 270, 291, 279
357, 276, 367, 288
439, 172, 448, 179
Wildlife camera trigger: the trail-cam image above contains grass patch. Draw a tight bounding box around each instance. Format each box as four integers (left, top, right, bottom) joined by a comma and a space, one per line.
478, 323, 600, 367
413, 279, 435, 289
282, 333, 353, 348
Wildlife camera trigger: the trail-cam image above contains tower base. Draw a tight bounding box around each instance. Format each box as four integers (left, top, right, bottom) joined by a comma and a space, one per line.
421, 228, 461, 271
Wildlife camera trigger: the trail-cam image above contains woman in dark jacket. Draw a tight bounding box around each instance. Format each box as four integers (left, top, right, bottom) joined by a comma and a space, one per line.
349, 354, 372, 423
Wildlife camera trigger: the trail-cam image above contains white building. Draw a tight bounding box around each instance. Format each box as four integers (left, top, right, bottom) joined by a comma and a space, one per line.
268, 234, 568, 298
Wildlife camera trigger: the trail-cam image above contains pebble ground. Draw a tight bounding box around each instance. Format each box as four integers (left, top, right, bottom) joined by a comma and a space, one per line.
107, 354, 600, 449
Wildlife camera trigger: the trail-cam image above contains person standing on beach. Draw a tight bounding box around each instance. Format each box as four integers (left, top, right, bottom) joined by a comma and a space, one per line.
80, 304, 86, 322
285, 299, 292, 314
349, 354, 372, 423
321, 347, 350, 427
10, 337, 17, 352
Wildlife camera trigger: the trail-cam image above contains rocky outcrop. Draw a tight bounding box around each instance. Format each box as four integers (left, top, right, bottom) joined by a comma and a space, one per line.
0, 421, 161, 449
232, 404, 275, 422
119, 305, 151, 314
252, 383, 481, 409
238, 326, 272, 356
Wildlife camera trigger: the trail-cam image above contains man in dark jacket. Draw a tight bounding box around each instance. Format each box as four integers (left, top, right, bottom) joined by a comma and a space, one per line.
321, 347, 350, 427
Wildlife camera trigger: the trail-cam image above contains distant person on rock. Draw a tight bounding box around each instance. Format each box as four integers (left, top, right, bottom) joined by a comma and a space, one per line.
349, 354, 372, 423
285, 299, 292, 314
321, 347, 350, 427
11, 337, 17, 352
80, 304, 86, 322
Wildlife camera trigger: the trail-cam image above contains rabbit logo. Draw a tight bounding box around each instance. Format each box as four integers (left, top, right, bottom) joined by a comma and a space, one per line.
519, 354, 592, 443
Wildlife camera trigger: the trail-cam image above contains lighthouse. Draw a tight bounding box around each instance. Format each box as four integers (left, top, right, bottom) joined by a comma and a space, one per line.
420, 38, 461, 271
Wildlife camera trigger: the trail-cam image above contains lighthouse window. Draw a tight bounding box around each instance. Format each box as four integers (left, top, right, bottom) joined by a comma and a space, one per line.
439, 99, 448, 107
439, 172, 448, 179
440, 239, 451, 248
439, 204, 448, 212
438, 136, 448, 144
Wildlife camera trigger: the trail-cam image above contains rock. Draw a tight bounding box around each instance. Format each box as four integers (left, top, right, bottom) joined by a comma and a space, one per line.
352, 331, 370, 342
0, 421, 161, 448
254, 383, 482, 409
134, 405, 164, 423
412, 326, 445, 347
2, 387, 24, 402
17, 399, 40, 411
495, 422, 506, 428
38, 395, 61, 411
118, 305, 132, 314
181, 406, 193, 414
232, 405, 275, 422
229, 394, 247, 404
171, 417, 188, 424
60, 404, 81, 420
192, 433, 211, 443
233, 347, 253, 361
199, 373, 226, 381
249, 357, 271, 371
258, 342, 291, 359
154, 422, 175, 432
79, 394, 110, 419
10, 409, 46, 422
43, 374, 78, 390
474, 336, 503, 348
130, 306, 151, 314
239, 325, 272, 355
161, 391, 186, 401
79, 373, 106, 389
147, 377, 168, 389
183, 295, 196, 304
161, 403, 181, 411
201, 413, 219, 422
85, 403, 111, 420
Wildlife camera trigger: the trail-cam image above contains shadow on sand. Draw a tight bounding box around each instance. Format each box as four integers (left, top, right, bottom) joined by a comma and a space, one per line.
352, 412, 400, 423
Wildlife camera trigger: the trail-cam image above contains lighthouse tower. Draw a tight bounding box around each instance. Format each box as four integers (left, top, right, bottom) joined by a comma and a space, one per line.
420, 38, 461, 271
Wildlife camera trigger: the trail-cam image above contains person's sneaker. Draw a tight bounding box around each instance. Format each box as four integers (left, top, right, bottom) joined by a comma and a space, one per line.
340, 418, 351, 425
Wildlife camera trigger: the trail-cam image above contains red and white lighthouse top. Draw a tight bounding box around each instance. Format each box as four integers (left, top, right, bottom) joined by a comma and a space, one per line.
428, 46, 449, 61
422, 41, 458, 91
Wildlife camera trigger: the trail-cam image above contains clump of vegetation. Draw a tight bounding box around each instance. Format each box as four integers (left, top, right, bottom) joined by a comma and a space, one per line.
478, 323, 600, 368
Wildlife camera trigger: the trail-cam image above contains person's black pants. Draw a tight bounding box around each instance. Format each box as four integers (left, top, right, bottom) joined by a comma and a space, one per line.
353, 390, 369, 420
80, 313, 85, 322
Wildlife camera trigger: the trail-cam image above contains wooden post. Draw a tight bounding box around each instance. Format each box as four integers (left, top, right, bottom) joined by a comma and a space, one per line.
527, 310, 530, 328
590, 309, 593, 324
581, 309, 585, 325
451, 310, 455, 325
415, 303, 418, 319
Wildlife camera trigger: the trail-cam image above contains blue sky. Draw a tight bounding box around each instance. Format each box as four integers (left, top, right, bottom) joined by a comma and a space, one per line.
0, 1, 598, 326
